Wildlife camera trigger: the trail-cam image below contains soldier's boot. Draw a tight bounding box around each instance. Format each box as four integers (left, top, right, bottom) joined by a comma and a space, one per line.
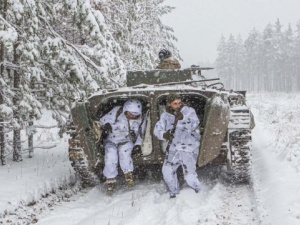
170, 194, 176, 199
124, 172, 134, 187
106, 178, 116, 194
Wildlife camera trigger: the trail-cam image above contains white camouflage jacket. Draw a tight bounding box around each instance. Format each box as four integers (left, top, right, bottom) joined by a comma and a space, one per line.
100, 100, 147, 146
154, 106, 201, 152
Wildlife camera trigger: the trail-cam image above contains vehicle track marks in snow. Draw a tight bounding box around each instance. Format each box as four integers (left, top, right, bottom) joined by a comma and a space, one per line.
195, 182, 259, 225
37, 175, 260, 225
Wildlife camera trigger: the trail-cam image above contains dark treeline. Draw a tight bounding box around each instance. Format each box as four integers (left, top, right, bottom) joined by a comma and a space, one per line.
216, 19, 300, 92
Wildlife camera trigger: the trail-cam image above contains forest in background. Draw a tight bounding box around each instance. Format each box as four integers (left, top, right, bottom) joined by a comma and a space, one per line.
0, 0, 178, 164
216, 19, 300, 92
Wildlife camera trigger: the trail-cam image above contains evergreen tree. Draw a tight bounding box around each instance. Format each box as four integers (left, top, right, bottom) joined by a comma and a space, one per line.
215, 19, 300, 92
272, 19, 285, 91
294, 21, 300, 91
1, 0, 54, 159
244, 28, 263, 91
216, 35, 229, 87
235, 34, 246, 90
283, 24, 294, 91
262, 23, 274, 91
225, 34, 237, 89
100, 0, 180, 70
37, 0, 127, 132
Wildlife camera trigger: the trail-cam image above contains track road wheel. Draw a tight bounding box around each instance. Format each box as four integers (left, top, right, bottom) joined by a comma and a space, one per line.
229, 130, 252, 183
69, 137, 99, 187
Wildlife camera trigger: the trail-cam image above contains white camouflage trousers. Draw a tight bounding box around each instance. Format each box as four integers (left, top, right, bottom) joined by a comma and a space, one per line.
103, 141, 134, 179
162, 150, 201, 195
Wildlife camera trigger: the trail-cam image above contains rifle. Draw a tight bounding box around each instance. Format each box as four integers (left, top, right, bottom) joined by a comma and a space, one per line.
165, 117, 180, 157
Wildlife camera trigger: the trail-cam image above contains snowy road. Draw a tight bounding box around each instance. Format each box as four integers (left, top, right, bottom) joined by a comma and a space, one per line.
38, 178, 259, 225
38, 165, 260, 225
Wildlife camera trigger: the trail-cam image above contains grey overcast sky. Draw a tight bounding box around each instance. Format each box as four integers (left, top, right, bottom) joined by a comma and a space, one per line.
162, 0, 300, 67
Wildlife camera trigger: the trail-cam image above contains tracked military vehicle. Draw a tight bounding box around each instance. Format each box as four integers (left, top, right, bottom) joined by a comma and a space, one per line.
67, 67, 255, 187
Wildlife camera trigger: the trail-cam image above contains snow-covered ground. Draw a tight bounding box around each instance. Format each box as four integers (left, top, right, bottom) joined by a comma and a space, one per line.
248, 93, 300, 225
1, 93, 300, 225
0, 111, 77, 223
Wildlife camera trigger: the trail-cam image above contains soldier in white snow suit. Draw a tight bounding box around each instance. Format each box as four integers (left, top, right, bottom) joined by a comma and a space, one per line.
154, 93, 201, 198
100, 99, 147, 193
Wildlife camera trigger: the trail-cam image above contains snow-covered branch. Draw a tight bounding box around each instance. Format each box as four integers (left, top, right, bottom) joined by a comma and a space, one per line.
38, 15, 121, 86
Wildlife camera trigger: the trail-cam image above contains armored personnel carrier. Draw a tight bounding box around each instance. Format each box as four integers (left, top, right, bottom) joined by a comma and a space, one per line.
67, 67, 254, 187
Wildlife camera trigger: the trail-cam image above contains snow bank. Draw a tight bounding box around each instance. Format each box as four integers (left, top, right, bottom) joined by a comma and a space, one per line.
248, 92, 300, 171
0, 110, 75, 216
248, 92, 300, 225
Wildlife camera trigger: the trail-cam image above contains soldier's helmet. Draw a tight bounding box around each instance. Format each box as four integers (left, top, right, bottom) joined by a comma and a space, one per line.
159, 49, 172, 62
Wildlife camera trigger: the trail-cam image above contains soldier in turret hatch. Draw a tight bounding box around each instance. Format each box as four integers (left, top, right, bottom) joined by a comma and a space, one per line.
156, 49, 181, 70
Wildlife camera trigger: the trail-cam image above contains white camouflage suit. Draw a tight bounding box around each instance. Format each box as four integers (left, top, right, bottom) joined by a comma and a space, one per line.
154, 105, 201, 195
100, 100, 146, 179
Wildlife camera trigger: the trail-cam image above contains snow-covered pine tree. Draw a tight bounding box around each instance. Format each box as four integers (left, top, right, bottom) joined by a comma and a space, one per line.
295, 21, 300, 91
72, 0, 126, 87
94, 0, 131, 68
215, 35, 228, 86
235, 34, 246, 90
282, 24, 294, 92
31, 0, 126, 135
244, 28, 263, 91
0, 0, 44, 160
3, 0, 24, 161
216, 34, 241, 89
216, 20, 300, 92
273, 19, 285, 92
293, 20, 300, 91
261, 23, 274, 91
226, 34, 238, 89
100, 0, 180, 70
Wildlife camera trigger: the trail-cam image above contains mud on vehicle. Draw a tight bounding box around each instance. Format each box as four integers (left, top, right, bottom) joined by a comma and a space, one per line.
67, 67, 255, 187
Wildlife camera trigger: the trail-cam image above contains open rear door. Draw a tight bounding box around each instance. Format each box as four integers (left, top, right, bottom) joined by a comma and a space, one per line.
71, 102, 97, 163
198, 93, 230, 167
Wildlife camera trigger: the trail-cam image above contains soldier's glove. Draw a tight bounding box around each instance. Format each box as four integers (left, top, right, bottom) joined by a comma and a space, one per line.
129, 129, 137, 143
102, 123, 112, 139
163, 131, 174, 141
174, 111, 183, 120
132, 145, 142, 156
